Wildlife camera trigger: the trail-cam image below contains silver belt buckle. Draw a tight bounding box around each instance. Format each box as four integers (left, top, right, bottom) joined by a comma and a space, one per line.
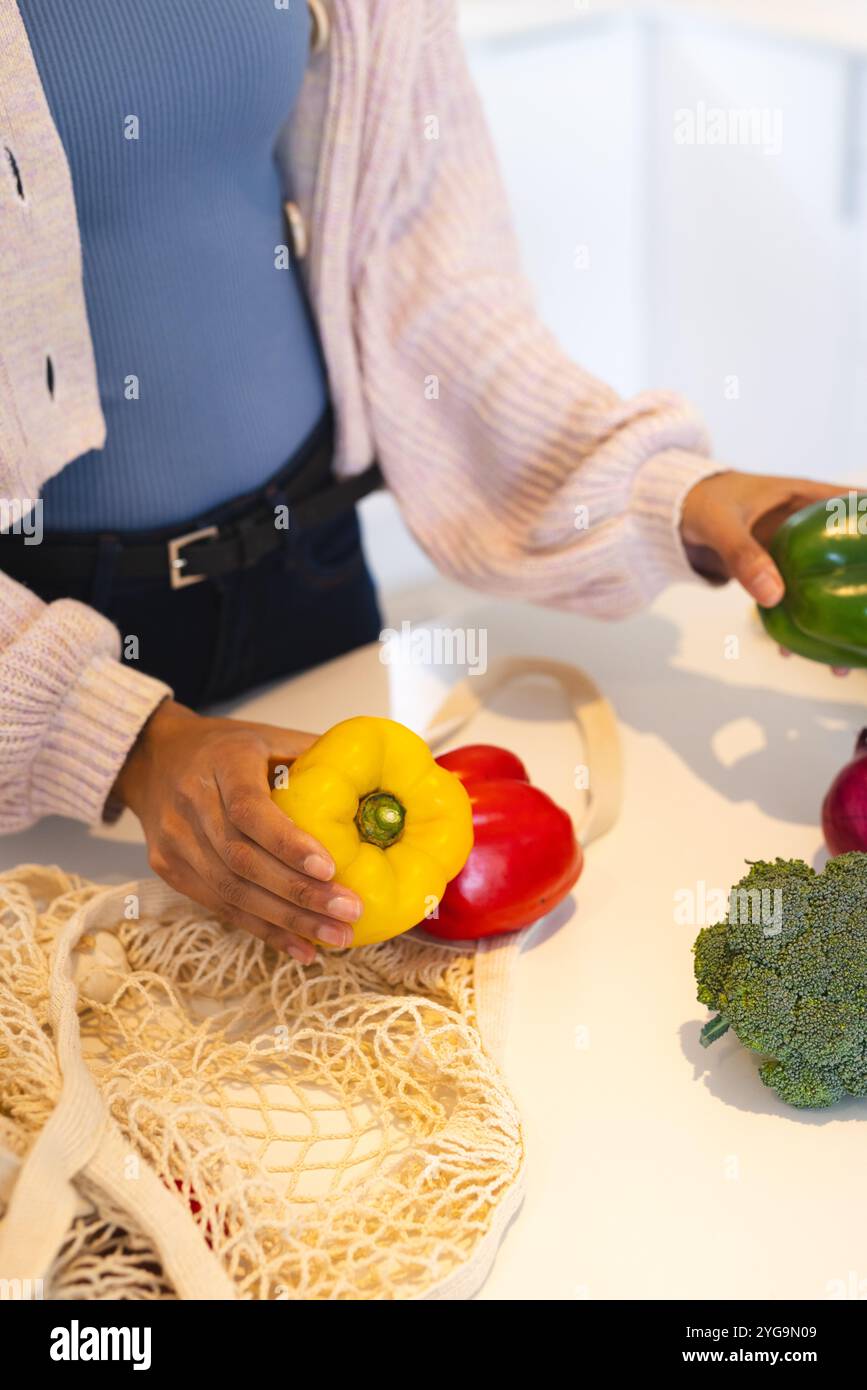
167, 525, 218, 590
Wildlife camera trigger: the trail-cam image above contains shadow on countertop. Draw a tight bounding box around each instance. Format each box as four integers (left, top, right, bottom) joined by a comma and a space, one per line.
615, 611, 867, 826
479, 605, 867, 827
679, 1018, 867, 1125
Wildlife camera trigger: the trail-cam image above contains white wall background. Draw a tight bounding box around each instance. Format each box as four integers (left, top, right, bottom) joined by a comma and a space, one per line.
464, 18, 646, 396
360, 2, 867, 614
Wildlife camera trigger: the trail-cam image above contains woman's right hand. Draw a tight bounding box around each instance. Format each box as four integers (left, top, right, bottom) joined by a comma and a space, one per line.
112, 698, 362, 963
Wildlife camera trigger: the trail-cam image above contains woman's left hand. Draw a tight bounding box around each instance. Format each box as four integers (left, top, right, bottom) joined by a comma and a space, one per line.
680, 470, 848, 607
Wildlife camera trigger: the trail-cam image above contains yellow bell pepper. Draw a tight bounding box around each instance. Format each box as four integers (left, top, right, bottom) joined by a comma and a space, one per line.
271, 716, 473, 946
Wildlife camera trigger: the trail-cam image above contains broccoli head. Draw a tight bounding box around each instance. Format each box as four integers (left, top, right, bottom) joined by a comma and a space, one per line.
693, 853, 867, 1108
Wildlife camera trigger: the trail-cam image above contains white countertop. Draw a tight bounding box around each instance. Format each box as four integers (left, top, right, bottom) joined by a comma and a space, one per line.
6, 577, 867, 1300
460, 0, 867, 55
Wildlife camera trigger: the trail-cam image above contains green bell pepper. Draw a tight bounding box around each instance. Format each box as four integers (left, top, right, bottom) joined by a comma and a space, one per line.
759, 494, 867, 666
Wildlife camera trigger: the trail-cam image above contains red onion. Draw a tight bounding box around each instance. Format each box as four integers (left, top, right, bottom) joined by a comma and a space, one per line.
822, 729, 867, 855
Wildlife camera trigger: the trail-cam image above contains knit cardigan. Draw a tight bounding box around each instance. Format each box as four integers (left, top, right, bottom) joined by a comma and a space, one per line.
0, 0, 718, 832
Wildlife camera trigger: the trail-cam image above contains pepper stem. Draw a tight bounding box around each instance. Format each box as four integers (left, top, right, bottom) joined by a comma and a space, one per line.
356, 791, 405, 849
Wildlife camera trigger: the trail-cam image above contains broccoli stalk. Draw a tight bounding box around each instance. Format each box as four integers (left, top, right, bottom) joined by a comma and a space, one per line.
693, 854, 867, 1109
699, 1014, 730, 1047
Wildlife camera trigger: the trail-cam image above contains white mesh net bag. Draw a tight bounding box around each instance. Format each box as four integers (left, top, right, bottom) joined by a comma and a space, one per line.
0, 658, 620, 1300
0, 865, 525, 1301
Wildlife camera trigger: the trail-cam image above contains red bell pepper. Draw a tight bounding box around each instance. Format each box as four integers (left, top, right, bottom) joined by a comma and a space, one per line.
171, 1178, 229, 1249
427, 744, 583, 940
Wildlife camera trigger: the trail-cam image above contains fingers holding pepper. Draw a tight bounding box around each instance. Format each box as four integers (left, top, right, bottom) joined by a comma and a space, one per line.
681, 471, 851, 607
113, 699, 363, 958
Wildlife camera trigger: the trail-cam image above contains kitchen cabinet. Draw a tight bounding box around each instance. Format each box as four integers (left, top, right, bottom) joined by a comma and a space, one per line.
467, 18, 646, 396
645, 21, 861, 478
462, 8, 867, 484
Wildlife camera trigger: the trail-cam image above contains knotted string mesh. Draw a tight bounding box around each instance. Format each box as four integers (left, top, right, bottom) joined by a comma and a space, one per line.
0, 866, 523, 1299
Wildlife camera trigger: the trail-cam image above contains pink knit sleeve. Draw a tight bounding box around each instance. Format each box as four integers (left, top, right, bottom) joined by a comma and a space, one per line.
363, 3, 724, 619
0, 571, 171, 832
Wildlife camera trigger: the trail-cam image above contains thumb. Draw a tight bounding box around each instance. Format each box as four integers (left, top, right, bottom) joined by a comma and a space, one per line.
237, 724, 319, 784
712, 521, 785, 607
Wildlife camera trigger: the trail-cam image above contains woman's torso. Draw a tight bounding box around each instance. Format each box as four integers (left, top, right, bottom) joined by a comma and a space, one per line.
21, 0, 329, 531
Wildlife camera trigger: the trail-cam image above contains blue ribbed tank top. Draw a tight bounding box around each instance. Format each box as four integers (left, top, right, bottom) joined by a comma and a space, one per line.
21, 0, 329, 531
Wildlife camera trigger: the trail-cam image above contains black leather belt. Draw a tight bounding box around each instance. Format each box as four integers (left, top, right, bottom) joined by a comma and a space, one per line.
0, 423, 383, 591
161, 463, 382, 589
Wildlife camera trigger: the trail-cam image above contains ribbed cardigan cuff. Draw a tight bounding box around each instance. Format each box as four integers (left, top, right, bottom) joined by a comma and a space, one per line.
30, 656, 171, 825
629, 447, 726, 599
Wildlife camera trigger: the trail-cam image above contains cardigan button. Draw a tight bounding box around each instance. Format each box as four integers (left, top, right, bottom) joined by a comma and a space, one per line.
283, 200, 308, 259
307, 0, 330, 56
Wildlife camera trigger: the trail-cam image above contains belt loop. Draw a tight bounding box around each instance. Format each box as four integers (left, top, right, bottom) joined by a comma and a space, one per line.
90, 534, 122, 613
236, 513, 256, 569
